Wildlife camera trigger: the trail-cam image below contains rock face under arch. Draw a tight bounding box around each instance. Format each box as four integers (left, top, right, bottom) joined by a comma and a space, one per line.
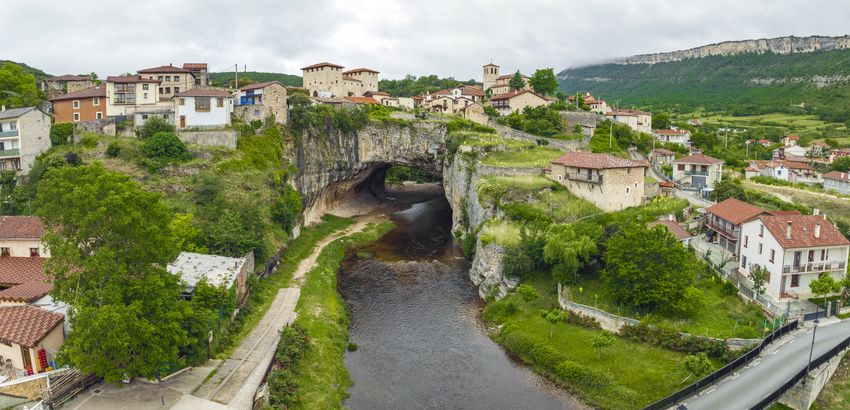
293, 121, 447, 224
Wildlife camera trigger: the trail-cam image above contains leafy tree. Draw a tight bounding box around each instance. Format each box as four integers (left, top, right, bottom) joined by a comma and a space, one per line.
170, 213, 208, 253
0, 62, 40, 108
544, 223, 600, 284
143, 132, 190, 161
603, 223, 697, 313
509, 71, 525, 91
271, 185, 302, 234
516, 284, 540, 302
830, 157, 850, 172
377, 74, 477, 97
810, 272, 842, 299
590, 331, 616, 358
651, 113, 671, 129
206, 209, 262, 257
748, 265, 770, 297
684, 352, 713, 378
137, 116, 175, 139
49, 123, 74, 146
710, 179, 747, 202
35, 164, 188, 383
529, 68, 558, 96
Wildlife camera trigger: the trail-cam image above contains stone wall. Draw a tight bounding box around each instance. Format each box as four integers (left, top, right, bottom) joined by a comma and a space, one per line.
559, 111, 605, 137
73, 118, 117, 136
177, 129, 237, 149
779, 346, 850, 410
487, 121, 586, 152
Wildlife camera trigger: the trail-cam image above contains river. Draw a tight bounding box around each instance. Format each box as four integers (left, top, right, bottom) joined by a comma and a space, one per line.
338, 194, 580, 409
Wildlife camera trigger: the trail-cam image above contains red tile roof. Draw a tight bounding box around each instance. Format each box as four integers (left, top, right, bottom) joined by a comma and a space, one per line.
460, 85, 484, 97
758, 214, 850, 249
174, 89, 233, 98
0, 280, 52, 303
550, 152, 648, 169
653, 129, 690, 135
182, 63, 207, 69
239, 81, 283, 91
301, 62, 343, 70
649, 220, 693, 240
0, 305, 63, 348
672, 153, 724, 165
0, 216, 44, 239
49, 85, 106, 101
651, 148, 677, 156
0, 257, 47, 286
706, 198, 770, 225
784, 135, 800, 140
496, 74, 528, 80
344, 96, 379, 105
823, 171, 850, 181
343, 68, 379, 74
490, 89, 548, 102
342, 76, 362, 83
107, 75, 161, 84
138, 64, 193, 74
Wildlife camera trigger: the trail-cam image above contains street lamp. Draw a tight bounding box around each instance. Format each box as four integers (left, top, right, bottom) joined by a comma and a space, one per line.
807, 318, 820, 376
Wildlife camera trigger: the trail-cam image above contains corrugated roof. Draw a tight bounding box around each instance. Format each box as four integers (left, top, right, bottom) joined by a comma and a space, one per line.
550, 152, 648, 169
0, 305, 64, 348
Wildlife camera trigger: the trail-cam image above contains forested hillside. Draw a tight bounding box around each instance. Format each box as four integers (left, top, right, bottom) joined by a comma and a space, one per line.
378, 75, 479, 97
208, 71, 302, 88
557, 49, 850, 124
0, 60, 51, 80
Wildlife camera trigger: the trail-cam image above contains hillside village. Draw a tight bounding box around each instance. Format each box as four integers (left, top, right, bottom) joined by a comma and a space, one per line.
0, 49, 849, 410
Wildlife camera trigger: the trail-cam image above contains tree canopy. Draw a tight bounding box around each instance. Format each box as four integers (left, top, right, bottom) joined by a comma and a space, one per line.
509, 71, 526, 91
529, 68, 558, 96
35, 163, 188, 383
830, 156, 850, 172
0, 62, 41, 108
377, 74, 478, 97
710, 179, 747, 202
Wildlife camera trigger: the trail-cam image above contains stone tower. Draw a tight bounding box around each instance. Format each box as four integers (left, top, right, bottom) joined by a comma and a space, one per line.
483, 62, 499, 93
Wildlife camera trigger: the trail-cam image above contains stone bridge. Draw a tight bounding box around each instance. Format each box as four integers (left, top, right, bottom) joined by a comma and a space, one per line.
294, 121, 448, 223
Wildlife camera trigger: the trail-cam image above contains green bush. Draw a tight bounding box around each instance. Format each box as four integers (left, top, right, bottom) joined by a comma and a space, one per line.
137, 116, 175, 139
79, 133, 99, 148
540, 309, 601, 329
275, 324, 309, 369
517, 284, 540, 302
105, 142, 121, 158
143, 132, 190, 161
618, 322, 736, 362
271, 185, 302, 234
50, 123, 74, 146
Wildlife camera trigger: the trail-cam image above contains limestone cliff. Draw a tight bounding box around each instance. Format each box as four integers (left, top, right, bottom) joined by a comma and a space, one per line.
614, 35, 850, 65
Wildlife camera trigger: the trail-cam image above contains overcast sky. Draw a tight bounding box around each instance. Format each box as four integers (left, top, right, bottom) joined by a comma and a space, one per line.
3, 0, 849, 81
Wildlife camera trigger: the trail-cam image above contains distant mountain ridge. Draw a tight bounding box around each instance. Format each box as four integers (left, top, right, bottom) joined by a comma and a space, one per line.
613, 35, 850, 65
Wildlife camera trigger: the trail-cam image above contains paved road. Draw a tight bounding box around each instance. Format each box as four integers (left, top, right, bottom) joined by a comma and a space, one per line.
683, 319, 850, 410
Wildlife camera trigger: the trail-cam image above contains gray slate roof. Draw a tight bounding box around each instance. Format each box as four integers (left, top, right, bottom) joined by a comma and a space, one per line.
0, 107, 35, 120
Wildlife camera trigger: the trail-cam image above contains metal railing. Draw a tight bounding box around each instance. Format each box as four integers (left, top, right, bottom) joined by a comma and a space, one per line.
642, 320, 799, 410
783, 261, 846, 274
751, 334, 850, 409
0, 130, 18, 138
685, 170, 709, 176
566, 173, 603, 184
0, 149, 20, 157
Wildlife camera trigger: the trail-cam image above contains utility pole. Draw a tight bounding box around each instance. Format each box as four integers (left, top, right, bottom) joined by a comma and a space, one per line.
234, 64, 238, 89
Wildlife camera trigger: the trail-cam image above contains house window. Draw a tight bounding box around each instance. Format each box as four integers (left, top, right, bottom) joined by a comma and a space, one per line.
142, 84, 149, 90
821, 249, 828, 260
159, 87, 164, 94
92, 97, 100, 106
179, 98, 185, 106
217, 98, 224, 107
165, 76, 171, 82
759, 225, 764, 237
72, 100, 80, 109
96, 112, 103, 119
174, 75, 180, 82
165, 87, 171, 94
174, 87, 180, 94
0, 248, 9, 257
791, 274, 800, 288
73, 112, 80, 122
743, 235, 748, 248
677, 164, 685, 171
758, 243, 763, 255
30, 248, 39, 257
741, 255, 747, 268
158, 76, 163, 81
625, 187, 630, 195
195, 97, 211, 111
769, 249, 775, 263
143, 93, 148, 99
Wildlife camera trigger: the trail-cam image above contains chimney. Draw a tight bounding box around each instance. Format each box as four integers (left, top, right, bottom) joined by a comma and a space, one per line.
786, 221, 793, 240
815, 222, 821, 238
813, 208, 820, 216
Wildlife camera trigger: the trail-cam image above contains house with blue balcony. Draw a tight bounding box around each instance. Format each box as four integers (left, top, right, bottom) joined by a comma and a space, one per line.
0, 107, 51, 174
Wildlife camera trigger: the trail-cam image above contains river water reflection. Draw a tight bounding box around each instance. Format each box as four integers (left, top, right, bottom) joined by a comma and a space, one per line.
339, 196, 579, 409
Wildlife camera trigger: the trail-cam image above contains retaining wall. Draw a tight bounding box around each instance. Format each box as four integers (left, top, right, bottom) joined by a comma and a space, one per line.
177, 129, 237, 149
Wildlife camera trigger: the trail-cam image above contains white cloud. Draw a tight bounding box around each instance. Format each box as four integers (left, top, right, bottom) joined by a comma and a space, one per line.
2, 0, 849, 80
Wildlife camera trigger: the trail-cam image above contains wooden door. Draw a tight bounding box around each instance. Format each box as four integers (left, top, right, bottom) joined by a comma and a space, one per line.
179, 116, 186, 128
21, 345, 32, 371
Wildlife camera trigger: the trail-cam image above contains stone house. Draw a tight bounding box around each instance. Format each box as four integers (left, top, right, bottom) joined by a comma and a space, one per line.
822, 171, 850, 195
649, 148, 677, 166
738, 212, 850, 300
490, 90, 552, 116
458, 102, 487, 125
781, 135, 799, 146
50, 85, 106, 123
0, 107, 51, 174
104, 75, 163, 117
606, 109, 652, 134
342, 68, 379, 95
167, 251, 255, 308
234, 81, 288, 124
174, 89, 233, 129
482, 63, 500, 93
547, 152, 648, 212
138, 64, 196, 101
489, 73, 531, 96
705, 198, 773, 255
182, 63, 208, 86
671, 153, 723, 189
0, 305, 64, 374
652, 128, 691, 146
39, 75, 95, 98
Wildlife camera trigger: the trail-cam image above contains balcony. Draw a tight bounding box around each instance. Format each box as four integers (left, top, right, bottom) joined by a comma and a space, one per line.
783, 261, 846, 274
566, 173, 603, 184
706, 220, 738, 239
0, 149, 20, 158
0, 130, 19, 138
684, 170, 709, 176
